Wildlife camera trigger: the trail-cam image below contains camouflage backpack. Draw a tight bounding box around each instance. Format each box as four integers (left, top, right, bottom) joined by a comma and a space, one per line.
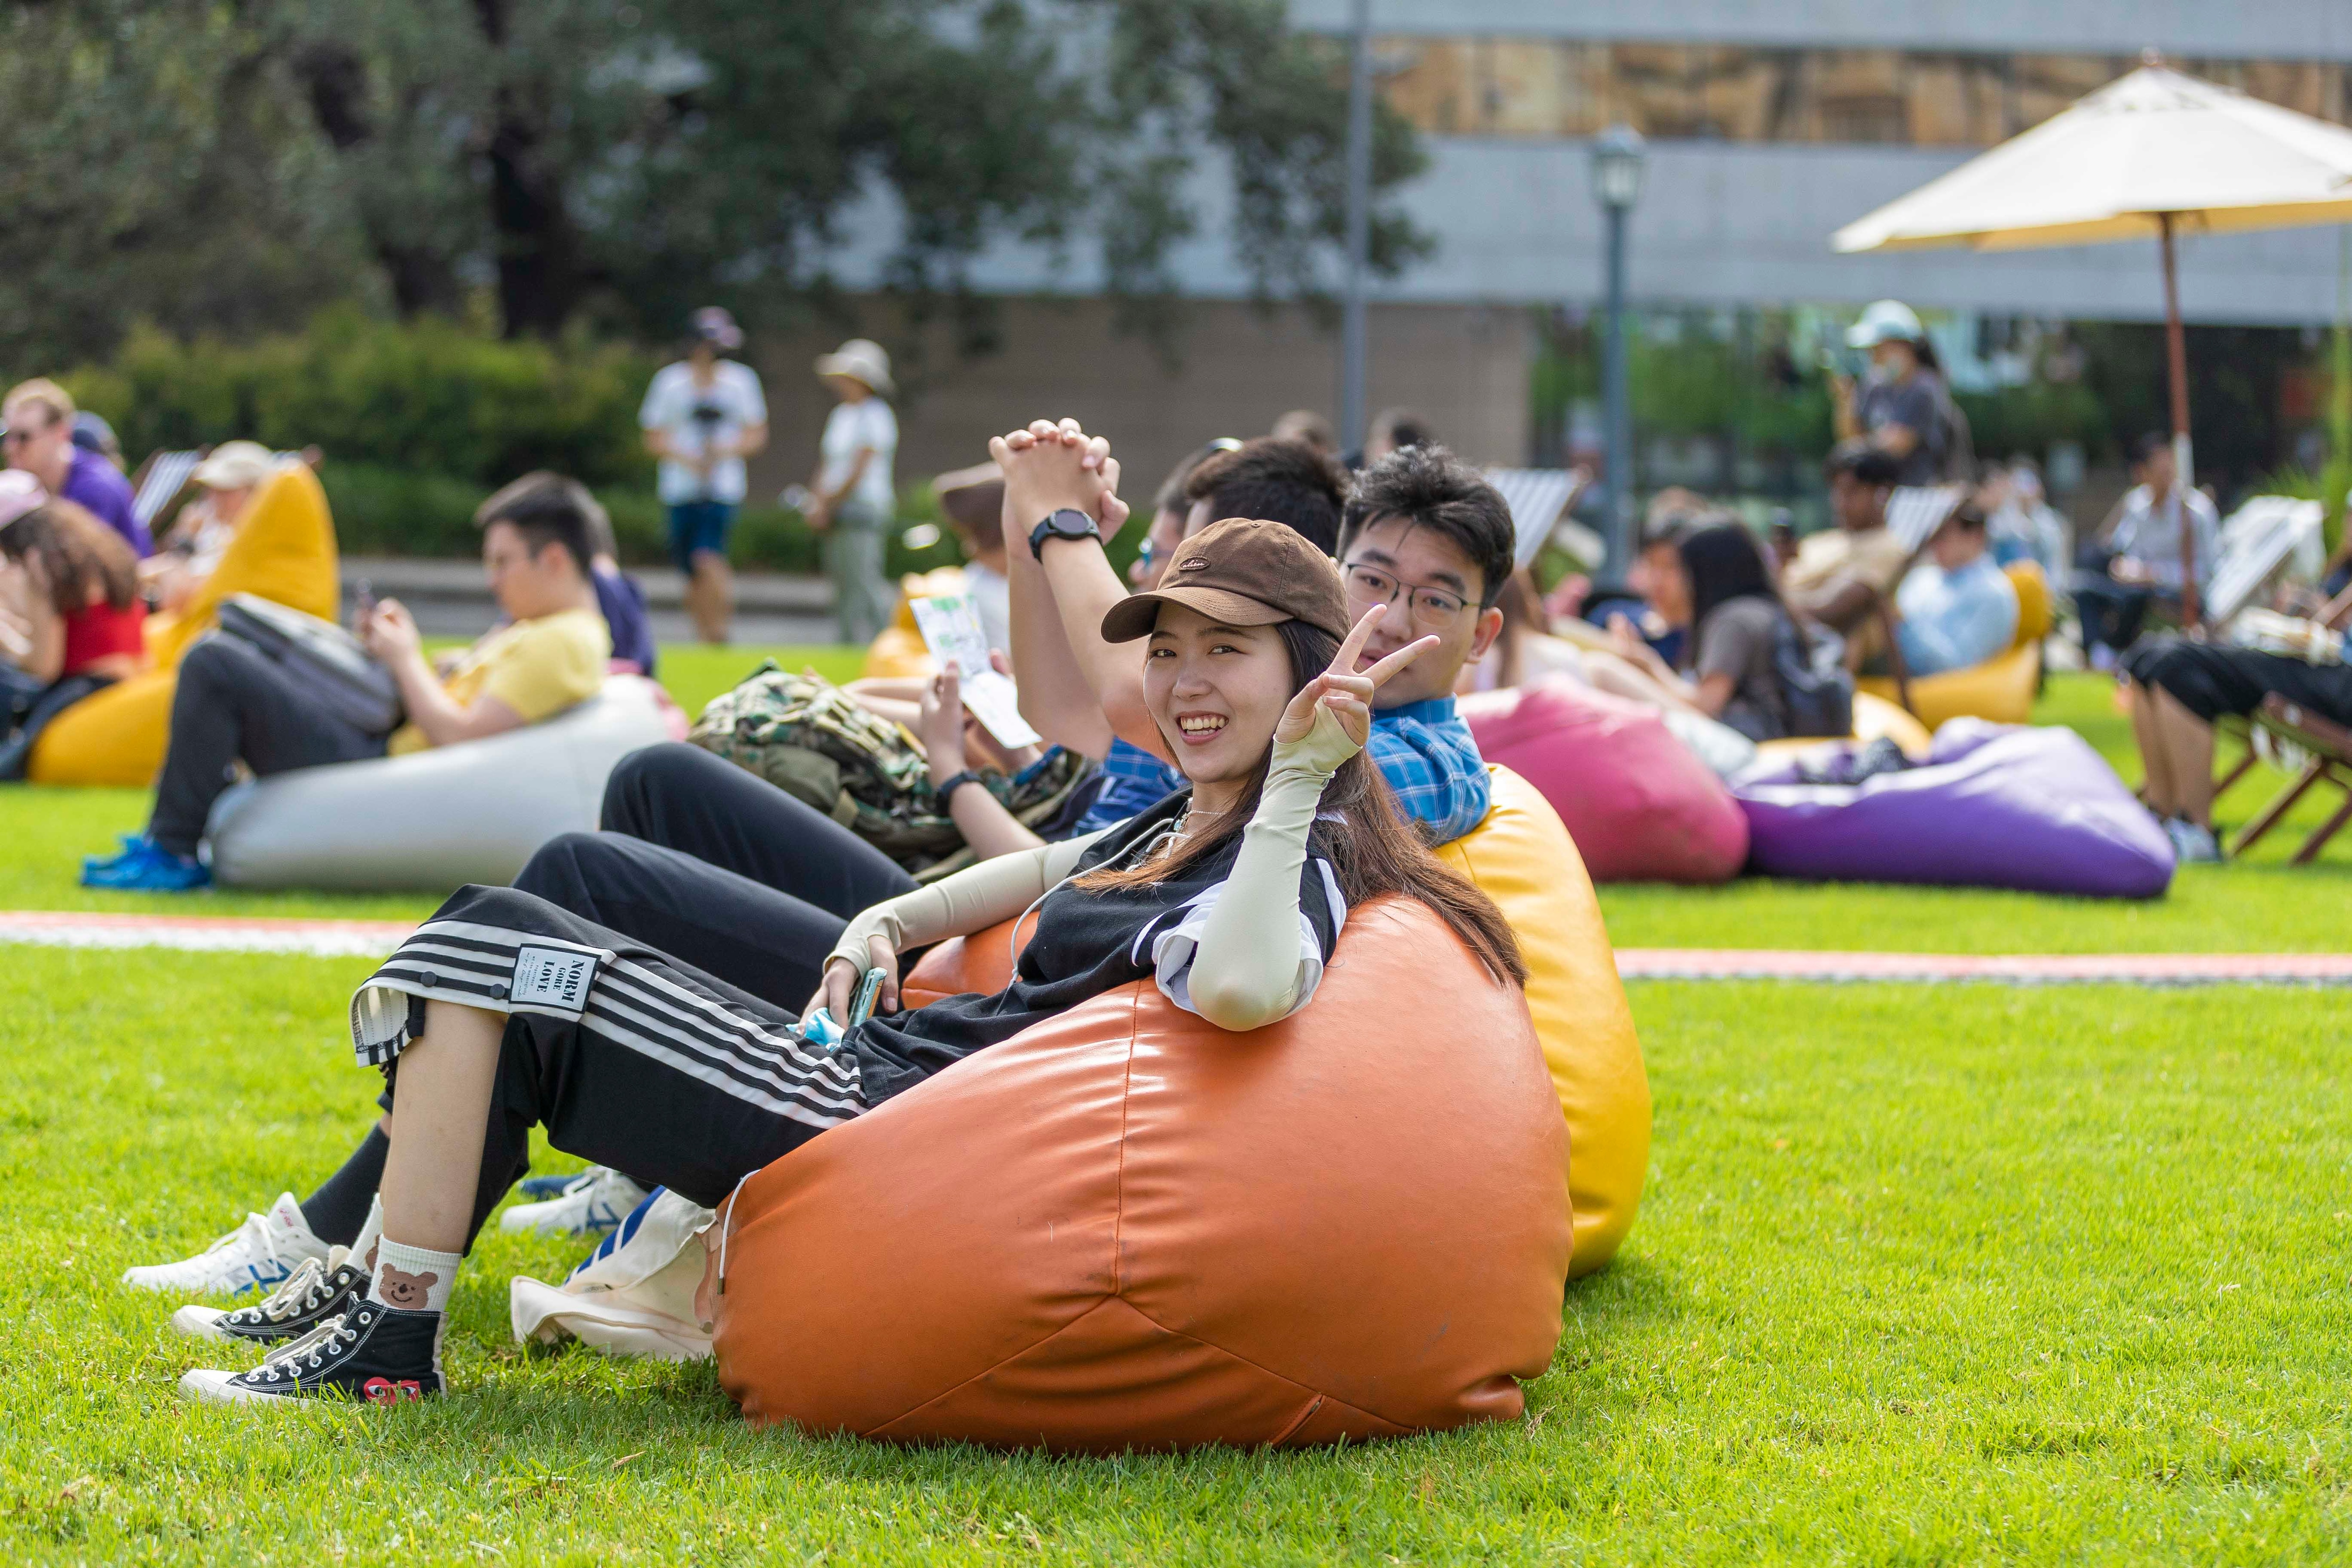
688, 662, 1097, 876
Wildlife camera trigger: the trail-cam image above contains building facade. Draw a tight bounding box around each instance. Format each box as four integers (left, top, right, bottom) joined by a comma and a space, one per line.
758, 0, 2352, 495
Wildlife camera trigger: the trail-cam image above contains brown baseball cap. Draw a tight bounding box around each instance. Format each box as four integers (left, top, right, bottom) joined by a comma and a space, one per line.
1101, 516, 1350, 643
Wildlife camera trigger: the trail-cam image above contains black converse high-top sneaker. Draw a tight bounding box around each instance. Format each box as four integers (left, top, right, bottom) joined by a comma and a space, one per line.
170, 1248, 369, 1347
177, 1300, 445, 1405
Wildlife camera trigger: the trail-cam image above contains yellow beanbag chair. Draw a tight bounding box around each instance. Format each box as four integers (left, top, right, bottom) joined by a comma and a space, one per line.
860, 565, 967, 681
1436, 765, 1649, 1276
1857, 561, 2049, 731
29, 465, 339, 786
1753, 690, 1935, 768
903, 765, 1652, 1279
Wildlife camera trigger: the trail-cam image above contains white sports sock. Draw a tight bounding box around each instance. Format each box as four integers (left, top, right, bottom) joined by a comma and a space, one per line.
350, 1197, 384, 1275
370, 1238, 461, 1315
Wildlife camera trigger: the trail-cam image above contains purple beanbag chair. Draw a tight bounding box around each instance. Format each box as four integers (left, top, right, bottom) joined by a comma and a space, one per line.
1732, 720, 2175, 898
1459, 679, 1749, 883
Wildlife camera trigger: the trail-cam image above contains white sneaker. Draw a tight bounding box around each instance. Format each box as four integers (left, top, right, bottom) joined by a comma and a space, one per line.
2166, 817, 2222, 864
497, 1168, 650, 1237
122, 1194, 329, 1297
510, 1187, 716, 1362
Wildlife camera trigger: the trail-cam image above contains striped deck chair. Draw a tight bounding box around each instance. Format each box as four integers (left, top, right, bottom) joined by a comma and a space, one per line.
1484, 467, 1597, 572
128, 447, 205, 531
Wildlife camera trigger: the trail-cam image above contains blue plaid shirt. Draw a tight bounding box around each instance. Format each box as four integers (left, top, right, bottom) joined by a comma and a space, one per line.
1073, 696, 1489, 845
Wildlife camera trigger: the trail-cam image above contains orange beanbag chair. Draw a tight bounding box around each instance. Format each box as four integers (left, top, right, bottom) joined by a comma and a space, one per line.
29, 463, 340, 786
707, 896, 1570, 1451
901, 764, 1651, 1280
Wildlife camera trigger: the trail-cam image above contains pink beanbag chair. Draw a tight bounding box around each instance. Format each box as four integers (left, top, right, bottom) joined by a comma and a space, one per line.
1459, 679, 1749, 883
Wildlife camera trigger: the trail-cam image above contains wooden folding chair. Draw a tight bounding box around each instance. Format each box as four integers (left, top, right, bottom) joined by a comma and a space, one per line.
2228, 694, 2352, 864
2209, 712, 2258, 800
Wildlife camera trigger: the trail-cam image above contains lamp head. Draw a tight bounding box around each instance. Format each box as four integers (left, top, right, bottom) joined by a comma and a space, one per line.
1590, 124, 1647, 211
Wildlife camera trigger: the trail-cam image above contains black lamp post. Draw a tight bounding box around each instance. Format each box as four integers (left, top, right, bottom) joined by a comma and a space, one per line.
1590, 124, 1646, 574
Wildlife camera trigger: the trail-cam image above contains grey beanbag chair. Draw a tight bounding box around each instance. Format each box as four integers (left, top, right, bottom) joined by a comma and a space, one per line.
205, 676, 682, 890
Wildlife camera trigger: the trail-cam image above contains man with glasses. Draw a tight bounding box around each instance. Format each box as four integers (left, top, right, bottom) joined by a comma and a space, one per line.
1005, 423, 1505, 845
1, 380, 148, 557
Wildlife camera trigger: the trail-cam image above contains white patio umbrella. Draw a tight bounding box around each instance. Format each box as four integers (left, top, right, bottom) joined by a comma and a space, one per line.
1832, 56, 2352, 624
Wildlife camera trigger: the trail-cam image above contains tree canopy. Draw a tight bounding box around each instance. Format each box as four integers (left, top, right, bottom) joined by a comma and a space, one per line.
0, 0, 1427, 368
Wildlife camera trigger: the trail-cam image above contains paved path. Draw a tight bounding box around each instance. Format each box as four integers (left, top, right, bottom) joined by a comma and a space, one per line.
342, 556, 841, 645
5, 911, 2346, 985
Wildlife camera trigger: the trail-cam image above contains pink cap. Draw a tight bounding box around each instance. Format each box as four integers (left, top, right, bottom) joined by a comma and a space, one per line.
0, 470, 46, 529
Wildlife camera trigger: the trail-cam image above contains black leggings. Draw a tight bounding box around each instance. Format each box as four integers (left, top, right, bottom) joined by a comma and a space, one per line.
150, 635, 386, 856
513, 742, 920, 1008
2128, 639, 2352, 727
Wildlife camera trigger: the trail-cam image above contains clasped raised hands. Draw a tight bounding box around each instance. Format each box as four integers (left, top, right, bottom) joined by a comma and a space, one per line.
988, 418, 1129, 545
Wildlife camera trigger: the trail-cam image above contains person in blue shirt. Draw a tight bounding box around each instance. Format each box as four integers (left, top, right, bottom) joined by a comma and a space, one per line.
1001, 420, 1502, 846
1892, 505, 2018, 677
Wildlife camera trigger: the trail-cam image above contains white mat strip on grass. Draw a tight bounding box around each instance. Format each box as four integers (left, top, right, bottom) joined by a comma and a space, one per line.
2, 914, 2344, 984
0, 911, 412, 958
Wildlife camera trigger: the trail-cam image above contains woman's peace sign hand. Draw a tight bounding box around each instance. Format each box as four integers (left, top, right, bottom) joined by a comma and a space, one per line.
1274, 603, 1438, 751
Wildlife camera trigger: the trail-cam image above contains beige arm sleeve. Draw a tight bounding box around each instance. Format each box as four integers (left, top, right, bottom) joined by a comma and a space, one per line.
826, 829, 1107, 977
1184, 703, 1358, 1032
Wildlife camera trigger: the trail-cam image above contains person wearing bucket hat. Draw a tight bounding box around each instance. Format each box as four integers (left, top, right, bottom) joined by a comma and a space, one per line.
168, 508, 1525, 1406
640, 307, 768, 642
145, 440, 280, 613
803, 338, 898, 645
0, 477, 147, 779
1829, 299, 1968, 486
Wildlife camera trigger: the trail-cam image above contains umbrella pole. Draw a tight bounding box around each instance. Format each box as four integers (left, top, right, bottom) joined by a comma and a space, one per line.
2159, 212, 2201, 626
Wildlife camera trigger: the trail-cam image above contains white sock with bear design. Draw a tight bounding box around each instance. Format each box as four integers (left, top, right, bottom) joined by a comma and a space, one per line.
370, 1238, 461, 1315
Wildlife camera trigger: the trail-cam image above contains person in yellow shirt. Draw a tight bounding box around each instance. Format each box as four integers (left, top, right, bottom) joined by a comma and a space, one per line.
82, 475, 610, 891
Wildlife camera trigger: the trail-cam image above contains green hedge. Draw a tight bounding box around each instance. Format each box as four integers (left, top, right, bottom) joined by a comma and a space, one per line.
319, 462, 966, 577
61, 309, 657, 489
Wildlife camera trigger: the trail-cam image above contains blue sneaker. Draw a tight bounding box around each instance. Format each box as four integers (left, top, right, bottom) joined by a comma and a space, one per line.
81, 836, 211, 891
516, 1173, 582, 1200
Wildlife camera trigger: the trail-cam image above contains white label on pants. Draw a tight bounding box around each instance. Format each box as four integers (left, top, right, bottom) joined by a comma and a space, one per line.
511, 946, 599, 1012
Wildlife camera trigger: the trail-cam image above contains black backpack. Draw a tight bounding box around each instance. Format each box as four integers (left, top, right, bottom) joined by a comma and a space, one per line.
1772, 613, 1854, 739
215, 594, 405, 736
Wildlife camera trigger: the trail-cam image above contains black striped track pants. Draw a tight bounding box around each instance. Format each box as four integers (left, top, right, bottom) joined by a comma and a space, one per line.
348, 884, 867, 1228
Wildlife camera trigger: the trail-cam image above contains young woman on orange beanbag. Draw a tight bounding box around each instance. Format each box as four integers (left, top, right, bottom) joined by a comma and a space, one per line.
172, 518, 1537, 1411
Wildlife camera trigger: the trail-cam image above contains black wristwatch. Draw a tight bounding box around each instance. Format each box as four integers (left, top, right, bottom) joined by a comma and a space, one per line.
934, 769, 985, 809
1028, 507, 1100, 560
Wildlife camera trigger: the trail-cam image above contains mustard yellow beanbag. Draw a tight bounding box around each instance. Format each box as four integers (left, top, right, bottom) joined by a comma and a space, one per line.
904, 764, 1652, 1279
1435, 765, 1650, 1276
30, 465, 339, 786
1856, 561, 2050, 731
1753, 690, 1935, 769
860, 566, 967, 680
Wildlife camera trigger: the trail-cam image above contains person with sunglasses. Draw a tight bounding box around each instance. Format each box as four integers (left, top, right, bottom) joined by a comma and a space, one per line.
1, 380, 147, 557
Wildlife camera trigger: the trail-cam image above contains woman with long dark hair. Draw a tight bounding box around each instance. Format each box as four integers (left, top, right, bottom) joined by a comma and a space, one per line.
0, 478, 146, 776
1608, 517, 1811, 741
175, 517, 1525, 1405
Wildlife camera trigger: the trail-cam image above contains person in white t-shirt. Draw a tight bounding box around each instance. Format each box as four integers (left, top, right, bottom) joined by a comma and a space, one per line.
638, 307, 768, 643
805, 338, 898, 645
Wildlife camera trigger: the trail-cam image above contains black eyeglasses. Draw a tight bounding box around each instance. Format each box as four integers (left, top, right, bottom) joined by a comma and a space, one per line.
1340, 560, 1469, 627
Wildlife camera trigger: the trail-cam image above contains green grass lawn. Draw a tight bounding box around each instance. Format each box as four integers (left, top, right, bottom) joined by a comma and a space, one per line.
7, 655, 2345, 952
4, 946, 2344, 1562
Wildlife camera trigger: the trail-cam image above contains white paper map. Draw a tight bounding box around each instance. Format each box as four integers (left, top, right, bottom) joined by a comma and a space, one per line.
909, 593, 1042, 748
